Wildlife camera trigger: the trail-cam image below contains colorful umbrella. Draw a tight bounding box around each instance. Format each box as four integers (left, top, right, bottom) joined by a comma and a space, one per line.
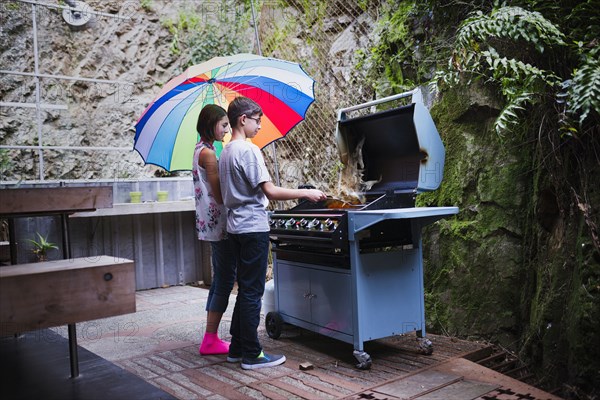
134, 53, 316, 171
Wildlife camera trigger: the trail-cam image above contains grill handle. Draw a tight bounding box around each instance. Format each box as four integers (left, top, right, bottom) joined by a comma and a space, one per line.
336, 89, 420, 121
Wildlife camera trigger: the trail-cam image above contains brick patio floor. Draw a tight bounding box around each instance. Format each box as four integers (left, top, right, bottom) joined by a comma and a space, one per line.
51, 285, 560, 400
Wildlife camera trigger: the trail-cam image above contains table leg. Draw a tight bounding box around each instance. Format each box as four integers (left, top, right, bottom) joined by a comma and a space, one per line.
8, 218, 17, 265
61, 213, 71, 259
68, 323, 79, 378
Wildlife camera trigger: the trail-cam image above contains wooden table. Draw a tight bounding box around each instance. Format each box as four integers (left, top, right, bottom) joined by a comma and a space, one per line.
0, 186, 114, 264
0, 186, 136, 378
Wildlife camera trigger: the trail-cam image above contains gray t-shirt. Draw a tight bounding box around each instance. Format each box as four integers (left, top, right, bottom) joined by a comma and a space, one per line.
219, 139, 271, 234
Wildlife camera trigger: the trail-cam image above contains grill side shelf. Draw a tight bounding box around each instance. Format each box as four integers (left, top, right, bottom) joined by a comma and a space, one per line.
347, 207, 459, 238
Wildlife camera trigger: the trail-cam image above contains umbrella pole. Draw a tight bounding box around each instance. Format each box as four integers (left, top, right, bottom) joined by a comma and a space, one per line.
270, 142, 281, 187
251, 0, 281, 188
250, 0, 262, 57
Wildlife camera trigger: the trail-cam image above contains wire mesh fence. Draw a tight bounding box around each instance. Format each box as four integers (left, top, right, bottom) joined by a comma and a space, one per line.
255, 1, 378, 208
1, 1, 380, 187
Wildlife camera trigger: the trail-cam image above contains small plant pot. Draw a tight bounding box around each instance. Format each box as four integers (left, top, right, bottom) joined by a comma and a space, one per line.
130, 191, 142, 203
157, 191, 168, 202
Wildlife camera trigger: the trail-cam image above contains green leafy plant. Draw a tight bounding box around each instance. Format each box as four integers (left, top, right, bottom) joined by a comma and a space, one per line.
454, 6, 565, 52
27, 233, 58, 262
562, 46, 600, 126
0, 149, 12, 180
435, 6, 566, 135
161, 0, 251, 63
436, 4, 599, 137
360, 1, 419, 95
140, 0, 153, 11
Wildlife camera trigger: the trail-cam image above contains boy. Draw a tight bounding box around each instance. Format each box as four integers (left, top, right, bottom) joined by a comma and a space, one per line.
219, 96, 326, 369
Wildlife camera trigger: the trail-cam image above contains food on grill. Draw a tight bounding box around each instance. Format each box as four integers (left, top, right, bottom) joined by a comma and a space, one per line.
322, 197, 361, 209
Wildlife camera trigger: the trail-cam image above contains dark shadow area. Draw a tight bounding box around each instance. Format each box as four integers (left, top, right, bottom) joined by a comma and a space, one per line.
0, 329, 176, 400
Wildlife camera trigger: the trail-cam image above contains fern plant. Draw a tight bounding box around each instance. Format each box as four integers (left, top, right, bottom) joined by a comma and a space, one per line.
435, 5, 567, 135
563, 47, 600, 126
455, 6, 565, 53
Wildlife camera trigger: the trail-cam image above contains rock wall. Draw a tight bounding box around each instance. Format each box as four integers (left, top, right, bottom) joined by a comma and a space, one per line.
419, 73, 600, 397
420, 82, 530, 344
0, 1, 229, 180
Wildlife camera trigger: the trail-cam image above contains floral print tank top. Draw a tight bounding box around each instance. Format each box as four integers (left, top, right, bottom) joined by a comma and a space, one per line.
192, 141, 227, 241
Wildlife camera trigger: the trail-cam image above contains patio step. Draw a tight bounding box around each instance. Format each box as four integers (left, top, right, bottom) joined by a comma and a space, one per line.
471, 345, 563, 395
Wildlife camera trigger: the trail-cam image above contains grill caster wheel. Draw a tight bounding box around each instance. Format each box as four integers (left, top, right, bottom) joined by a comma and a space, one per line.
417, 337, 434, 355
265, 311, 283, 339
353, 350, 372, 370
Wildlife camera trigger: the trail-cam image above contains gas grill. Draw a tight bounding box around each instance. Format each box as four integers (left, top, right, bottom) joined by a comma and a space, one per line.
266, 90, 459, 369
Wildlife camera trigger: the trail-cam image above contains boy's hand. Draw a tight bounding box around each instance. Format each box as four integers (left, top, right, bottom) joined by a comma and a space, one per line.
304, 189, 327, 203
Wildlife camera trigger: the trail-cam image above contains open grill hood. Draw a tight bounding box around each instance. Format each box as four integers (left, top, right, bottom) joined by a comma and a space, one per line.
335, 92, 445, 195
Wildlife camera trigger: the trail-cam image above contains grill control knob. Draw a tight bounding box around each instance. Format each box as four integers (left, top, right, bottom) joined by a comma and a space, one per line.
269, 219, 276, 227
299, 219, 309, 228
308, 218, 321, 230
324, 219, 336, 231
276, 219, 286, 227
285, 218, 296, 229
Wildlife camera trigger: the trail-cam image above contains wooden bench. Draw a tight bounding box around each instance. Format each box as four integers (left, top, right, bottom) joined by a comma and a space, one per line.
0, 256, 136, 377
0, 256, 135, 336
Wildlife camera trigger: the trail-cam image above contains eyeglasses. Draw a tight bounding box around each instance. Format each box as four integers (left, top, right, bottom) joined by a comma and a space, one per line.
246, 116, 262, 125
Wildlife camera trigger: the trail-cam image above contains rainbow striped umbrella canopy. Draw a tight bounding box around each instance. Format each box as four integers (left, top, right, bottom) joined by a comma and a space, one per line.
134, 53, 316, 171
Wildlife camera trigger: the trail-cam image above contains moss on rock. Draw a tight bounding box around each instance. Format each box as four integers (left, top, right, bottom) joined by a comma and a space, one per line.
421, 84, 531, 345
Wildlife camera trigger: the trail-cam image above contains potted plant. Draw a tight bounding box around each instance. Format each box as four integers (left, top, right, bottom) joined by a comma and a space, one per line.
27, 232, 59, 262
129, 191, 142, 203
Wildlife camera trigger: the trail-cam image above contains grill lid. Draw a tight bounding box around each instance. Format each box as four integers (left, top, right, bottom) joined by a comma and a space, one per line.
336, 90, 445, 194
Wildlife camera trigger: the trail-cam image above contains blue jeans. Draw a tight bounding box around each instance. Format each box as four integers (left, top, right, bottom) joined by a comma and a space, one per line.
205, 239, 236, 313
228, 232, 269, 358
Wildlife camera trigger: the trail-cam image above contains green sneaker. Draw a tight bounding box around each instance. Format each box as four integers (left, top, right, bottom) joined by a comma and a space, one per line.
241, 351, 286, 370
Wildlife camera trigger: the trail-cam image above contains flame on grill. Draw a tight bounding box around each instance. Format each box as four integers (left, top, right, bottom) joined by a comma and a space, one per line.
331, 136, 381, 206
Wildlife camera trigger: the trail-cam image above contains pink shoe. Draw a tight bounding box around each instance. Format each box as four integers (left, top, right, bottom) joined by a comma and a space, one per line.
199, 332, 230, 355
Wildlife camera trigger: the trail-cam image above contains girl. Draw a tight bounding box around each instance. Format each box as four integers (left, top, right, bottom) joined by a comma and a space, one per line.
193, 104, 235, 355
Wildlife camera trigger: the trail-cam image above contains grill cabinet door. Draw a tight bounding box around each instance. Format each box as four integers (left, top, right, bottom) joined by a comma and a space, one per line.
277, 261, 311, 323
276, 261, 353, 335
310, 268, 352, 335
